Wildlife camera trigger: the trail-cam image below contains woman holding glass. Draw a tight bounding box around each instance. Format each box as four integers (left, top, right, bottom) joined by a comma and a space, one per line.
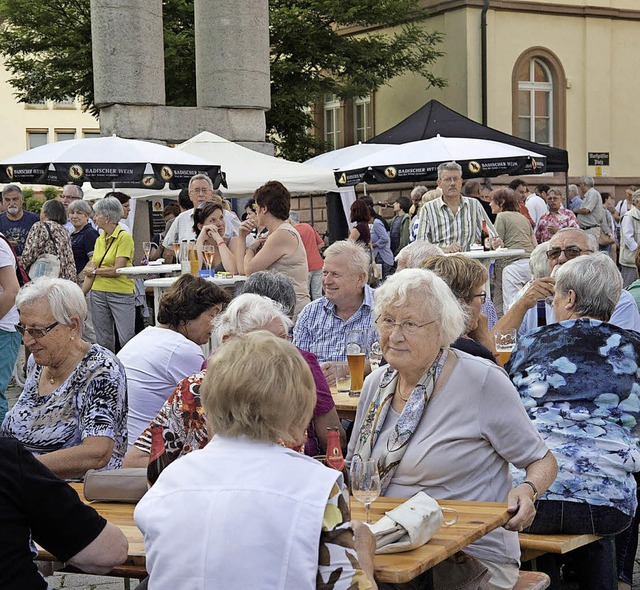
192, 201, 238, 274
346, 268, 557, 590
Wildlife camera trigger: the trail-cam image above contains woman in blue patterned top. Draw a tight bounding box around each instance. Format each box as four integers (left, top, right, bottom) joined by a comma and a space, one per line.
507, 253, 640, 590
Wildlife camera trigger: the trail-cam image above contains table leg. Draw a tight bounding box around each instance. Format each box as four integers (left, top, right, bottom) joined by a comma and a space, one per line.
152, 286, 161, 324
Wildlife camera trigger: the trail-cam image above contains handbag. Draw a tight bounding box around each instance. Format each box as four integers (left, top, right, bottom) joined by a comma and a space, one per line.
28, 223, 61, 279
83, 468, 148, 503
598, 231, 614, 246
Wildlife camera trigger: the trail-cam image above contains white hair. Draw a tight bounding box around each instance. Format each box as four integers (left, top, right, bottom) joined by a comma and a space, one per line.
555, 253, 622, 321
213, 293, 292, 341
93, 196, 123, 222
395, 241, 444, 268
437, 161, 462, 180
188, 174, 213, 191
580, 176, 594, 188
15, 277, 87, 335
529, 242, 551, 279
373, 268, 466, 347
550, 228, 598, 252
410, 186, 428, 200
323, 240, 370, 276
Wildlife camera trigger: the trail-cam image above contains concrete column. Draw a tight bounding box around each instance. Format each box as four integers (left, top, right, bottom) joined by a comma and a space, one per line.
194, 0, 270, 111
91, 0, 166, 108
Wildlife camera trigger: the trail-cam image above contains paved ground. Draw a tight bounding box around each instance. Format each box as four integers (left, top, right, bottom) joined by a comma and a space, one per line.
6, 379, 640, 589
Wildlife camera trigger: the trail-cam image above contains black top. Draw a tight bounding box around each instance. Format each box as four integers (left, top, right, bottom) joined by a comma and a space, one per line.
452, 337, 497, 364
0, 437, 106, 589
70, 223, 100, 275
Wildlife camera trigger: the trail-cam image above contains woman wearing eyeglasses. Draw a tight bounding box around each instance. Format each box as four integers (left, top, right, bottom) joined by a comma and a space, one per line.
1, 277, 127, 481
506, 253, 640, 590
346, 269, 557, 590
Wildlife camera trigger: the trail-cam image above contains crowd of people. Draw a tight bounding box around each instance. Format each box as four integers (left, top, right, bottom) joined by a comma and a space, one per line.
0, 163, 639, 590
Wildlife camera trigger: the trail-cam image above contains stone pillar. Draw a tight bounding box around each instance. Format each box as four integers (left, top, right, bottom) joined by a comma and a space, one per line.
90, 0, 166, 108
194, 0, 270, 111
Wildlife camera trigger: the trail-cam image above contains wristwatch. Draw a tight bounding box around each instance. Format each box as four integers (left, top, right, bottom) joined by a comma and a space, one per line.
92, 269, 97, 277
522, 480, 538, 502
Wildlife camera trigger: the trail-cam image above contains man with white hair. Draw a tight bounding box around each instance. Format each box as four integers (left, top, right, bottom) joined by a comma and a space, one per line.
494, 228, 640, 335
293, 240, 376, 378
567, 184, 582, 211
574, 176, 605, 240
416, 162, 497, 252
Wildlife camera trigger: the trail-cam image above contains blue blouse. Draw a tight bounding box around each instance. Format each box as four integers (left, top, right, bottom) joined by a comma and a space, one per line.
507, 318, 640, 516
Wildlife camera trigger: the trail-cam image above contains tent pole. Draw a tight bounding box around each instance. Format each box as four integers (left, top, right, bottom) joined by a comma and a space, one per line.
309, 194, 315, 225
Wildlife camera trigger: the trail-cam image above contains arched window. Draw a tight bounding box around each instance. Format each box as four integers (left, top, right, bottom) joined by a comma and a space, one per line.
512, 48, 566, 148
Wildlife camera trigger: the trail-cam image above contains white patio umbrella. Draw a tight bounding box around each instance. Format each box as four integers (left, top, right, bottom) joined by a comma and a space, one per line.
0, 135, 223, 189
304, 142, 392, 171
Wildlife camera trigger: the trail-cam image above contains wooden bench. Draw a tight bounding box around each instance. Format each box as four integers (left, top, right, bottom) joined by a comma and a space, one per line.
514, 570, 550, 589
519, 532, 601, 562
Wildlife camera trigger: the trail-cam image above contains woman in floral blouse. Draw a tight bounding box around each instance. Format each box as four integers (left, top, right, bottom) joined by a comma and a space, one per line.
507, 253, 640, 590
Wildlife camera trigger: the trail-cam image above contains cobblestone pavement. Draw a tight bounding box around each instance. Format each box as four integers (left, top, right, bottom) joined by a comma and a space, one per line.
5, 380, 640, 589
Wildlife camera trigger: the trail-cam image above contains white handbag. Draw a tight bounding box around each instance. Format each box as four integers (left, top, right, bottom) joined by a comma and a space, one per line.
367, 491, 458, 554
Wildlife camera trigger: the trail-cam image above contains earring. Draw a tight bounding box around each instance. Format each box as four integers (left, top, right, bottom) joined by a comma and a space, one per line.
70, 336, 75, 341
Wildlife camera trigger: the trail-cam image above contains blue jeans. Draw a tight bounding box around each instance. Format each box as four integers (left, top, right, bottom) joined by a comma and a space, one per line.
524, 500, 631, 590
614, 471, 640, 585
0, 329, 21, 423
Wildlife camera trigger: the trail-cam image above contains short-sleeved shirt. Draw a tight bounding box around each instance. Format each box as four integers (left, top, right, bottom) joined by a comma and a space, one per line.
293, 286, 376, 363
91, 225, 135, 294
535, 208, 579, 243
1, 344, 127, 475
494, 211, 534, 259
0, 236, 18, 331
21, 221, 77, 282
70, 223, 99, 275
0, 210, 39, 255
576, 187, 604, 229
0, 437, 107, 590
295, 223, 324, 272
163, 209, 196, 245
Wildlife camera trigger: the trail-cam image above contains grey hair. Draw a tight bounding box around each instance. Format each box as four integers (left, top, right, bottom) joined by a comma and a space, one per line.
551, 227, 598, 252
93, 196, 123, 222
437, 161, 462, 180
188, 174, 213, 192
288, 210, 300, 224
410, 186, 428, 200
568, 184, 579, 196
213, 293, 293, 341
555, 252, 622, 321
2, 184, 22, 198
324, 240, 370, 276
580, 176, 595, 188
68, 199, 93, 216
547, 188, 562, 198
41, 199, 67, 225
242, 270, 296, 319
395, 240, 444, 268
63, 184, 83, 199
15, 277, 87, 335
373, 268, 466, 347
529, 242, 551, 279
632, 190, 640, 204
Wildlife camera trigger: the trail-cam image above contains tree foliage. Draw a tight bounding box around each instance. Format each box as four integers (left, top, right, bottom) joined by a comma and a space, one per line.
0, 0, 445, 161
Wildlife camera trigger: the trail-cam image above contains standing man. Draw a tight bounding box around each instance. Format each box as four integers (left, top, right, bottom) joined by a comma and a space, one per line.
389, 196, 412, 254
288, 211, 325, 300
0, 185, 39, 255
416, 161, 498, 252
574, 176, 605, 241
464, 179, 495, 223
567, 184, 582, 211
507, 179, 536, 227
526, 185, 550, 227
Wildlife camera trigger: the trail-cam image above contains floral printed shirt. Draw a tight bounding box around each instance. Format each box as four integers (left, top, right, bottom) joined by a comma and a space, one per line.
534, 208, 579, 244
507, 319, 640, 515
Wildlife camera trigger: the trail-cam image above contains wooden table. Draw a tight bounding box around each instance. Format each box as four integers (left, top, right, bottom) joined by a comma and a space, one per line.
331, 389, 360, 421
38, 486, 510, 584
519, 532, 601, 562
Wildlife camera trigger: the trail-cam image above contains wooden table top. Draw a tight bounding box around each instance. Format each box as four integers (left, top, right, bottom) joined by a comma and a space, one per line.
41, 485, 509, 584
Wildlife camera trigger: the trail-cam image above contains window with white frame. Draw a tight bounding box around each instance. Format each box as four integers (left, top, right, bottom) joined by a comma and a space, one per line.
324, 94, 342, 149
354, 96, 372, 143
517, 58, 553, 146
55, 130, 76, 142
27, 130, 48, 149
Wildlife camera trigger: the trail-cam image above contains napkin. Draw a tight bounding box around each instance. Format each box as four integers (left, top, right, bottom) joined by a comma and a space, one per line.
366, 492, 445, 554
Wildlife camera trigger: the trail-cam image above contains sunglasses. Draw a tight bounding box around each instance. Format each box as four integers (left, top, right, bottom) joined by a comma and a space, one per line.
546, 246, 591, 260
15, 321, 59, 339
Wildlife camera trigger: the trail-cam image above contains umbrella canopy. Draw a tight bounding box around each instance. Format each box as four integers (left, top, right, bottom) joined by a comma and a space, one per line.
332, 135, 546, 187
0, 135, 223, 189
175, 131, 337, 195
304, 142, 392, 170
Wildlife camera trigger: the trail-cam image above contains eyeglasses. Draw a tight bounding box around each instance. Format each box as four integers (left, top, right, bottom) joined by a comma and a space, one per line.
15, 321, 59, 339
376, 316, 436, 335
469, 292, 487, 304
440, 177, 461, 184
190, 188, 213, 195
546, 246, 591, 260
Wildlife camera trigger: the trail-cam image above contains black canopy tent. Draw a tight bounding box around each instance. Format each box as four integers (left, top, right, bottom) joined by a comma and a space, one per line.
367, 99, 569, 173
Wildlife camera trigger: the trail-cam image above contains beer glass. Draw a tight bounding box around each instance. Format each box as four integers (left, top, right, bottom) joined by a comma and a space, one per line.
345, 329, 367, 396
494, 329, 517, 367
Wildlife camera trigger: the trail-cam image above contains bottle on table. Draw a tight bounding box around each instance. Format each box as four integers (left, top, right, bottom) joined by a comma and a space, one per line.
481, 220, 491, 251
325, 427, 344, 472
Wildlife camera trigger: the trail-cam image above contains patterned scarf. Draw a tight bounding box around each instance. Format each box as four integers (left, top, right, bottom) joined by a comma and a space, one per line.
352, 348, 448, 494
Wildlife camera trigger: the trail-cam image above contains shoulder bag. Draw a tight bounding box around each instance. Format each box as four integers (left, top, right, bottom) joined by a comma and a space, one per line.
28, 223, 61, 279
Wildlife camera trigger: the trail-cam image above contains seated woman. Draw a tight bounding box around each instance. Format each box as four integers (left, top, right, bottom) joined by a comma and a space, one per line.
123, 292, 345, 476
235, 181, 310, 317
422, 254, 496, 362
346, 269, 557, 590
1, 278, 127, 480
192, 200, 239, 273
507, 253, 640, 590
21, 199, 76, 281
135, 331, 377, 589
117, 274, 229, 447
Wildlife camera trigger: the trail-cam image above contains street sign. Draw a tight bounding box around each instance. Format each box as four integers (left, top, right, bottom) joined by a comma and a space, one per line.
588, 152, 609, 166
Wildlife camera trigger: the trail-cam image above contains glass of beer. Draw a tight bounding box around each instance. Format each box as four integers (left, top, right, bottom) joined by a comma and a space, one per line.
345, 329, 367, 396
494, 329, 517, 367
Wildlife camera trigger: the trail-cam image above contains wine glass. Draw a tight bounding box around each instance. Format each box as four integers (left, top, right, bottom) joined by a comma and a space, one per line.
142, 241, 152, 262
350, 457, 381, 524
369, 340, 383, 371
203, 244, 215, 276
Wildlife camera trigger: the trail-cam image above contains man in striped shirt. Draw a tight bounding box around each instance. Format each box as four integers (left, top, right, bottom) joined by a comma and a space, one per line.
416, 162, 498, 252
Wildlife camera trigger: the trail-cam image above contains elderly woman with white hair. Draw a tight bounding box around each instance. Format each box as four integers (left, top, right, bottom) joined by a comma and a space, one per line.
82, 196, 136, 352
507, 253, 640, 590
1, 278, 127, 480
124, 292, 344, 474
346, 269, 556, 590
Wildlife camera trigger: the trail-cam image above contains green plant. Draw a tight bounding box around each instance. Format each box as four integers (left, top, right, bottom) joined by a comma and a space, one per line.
23, 196, 44, 214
